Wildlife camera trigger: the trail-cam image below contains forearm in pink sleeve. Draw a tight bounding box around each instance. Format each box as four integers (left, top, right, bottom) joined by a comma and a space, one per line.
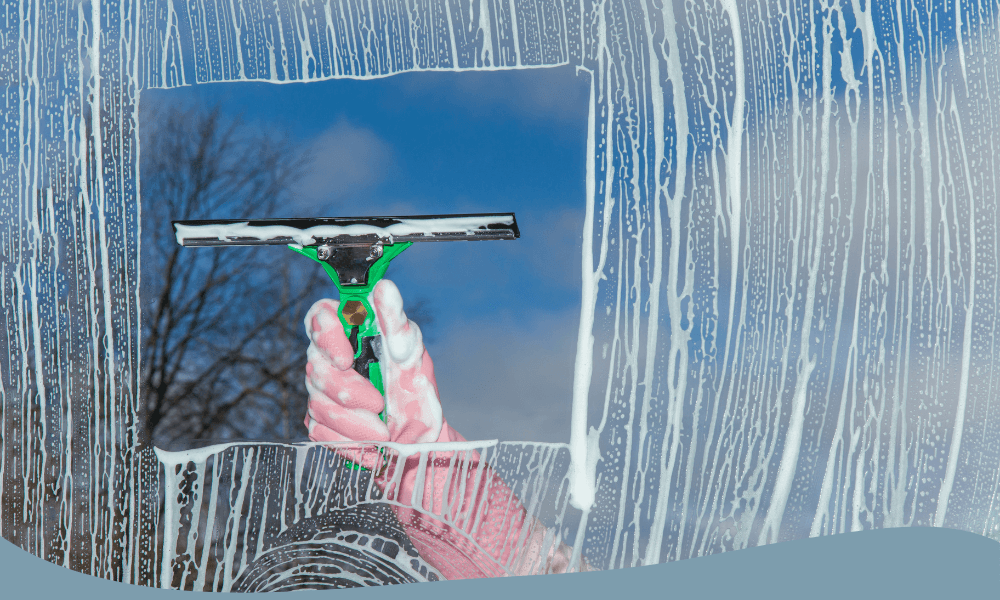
374, 419, 575, 579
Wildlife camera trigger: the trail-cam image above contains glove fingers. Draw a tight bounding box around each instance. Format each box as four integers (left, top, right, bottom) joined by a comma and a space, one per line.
373, 280, 423, 367
383, 347, 443, 443
305, 299, 355, 371
306, 346, 385, 413
307, 392, 390, 442
306, 419, 387, 471
371, 279, 444, 445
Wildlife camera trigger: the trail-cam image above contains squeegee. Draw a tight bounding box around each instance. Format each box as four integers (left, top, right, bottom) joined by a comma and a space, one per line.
172, 213, 520, 433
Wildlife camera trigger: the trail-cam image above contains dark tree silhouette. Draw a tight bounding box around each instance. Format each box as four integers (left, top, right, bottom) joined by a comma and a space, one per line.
139, 104, 326, 449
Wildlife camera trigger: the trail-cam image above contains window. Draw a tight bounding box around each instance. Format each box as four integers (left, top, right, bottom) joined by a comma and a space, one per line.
5, 0, 999, 590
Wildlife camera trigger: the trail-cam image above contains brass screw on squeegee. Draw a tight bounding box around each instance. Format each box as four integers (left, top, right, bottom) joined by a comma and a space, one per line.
341, 300, 367, 326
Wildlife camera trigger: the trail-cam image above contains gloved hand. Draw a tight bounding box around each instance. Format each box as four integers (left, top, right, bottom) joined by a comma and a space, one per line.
304, 278, 443, 449
303, 280, 577, 579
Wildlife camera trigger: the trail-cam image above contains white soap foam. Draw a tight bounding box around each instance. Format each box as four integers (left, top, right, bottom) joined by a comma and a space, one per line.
174, 215, 514, 246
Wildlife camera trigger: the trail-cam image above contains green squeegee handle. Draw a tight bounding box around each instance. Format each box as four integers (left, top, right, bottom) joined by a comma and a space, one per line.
289, 242, 412, 470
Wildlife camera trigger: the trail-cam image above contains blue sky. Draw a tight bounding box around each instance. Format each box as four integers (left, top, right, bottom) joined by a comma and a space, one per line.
142, 66, 591, 442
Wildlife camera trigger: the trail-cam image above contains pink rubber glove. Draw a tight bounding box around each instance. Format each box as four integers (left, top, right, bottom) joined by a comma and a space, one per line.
303, 280, 442, 448
304, 280, 575, 579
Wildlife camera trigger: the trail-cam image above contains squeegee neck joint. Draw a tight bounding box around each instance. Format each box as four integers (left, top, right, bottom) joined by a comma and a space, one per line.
314, 237, 394, 287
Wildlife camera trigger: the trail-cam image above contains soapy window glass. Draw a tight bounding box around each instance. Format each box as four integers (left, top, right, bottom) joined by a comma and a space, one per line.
5, 0, 1000, 590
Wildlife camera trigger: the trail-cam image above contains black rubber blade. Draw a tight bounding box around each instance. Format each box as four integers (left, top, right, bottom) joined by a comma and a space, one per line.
172, 213, 519, 247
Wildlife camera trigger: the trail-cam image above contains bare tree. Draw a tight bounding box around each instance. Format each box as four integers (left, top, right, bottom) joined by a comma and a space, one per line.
139, 104, 325, 449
